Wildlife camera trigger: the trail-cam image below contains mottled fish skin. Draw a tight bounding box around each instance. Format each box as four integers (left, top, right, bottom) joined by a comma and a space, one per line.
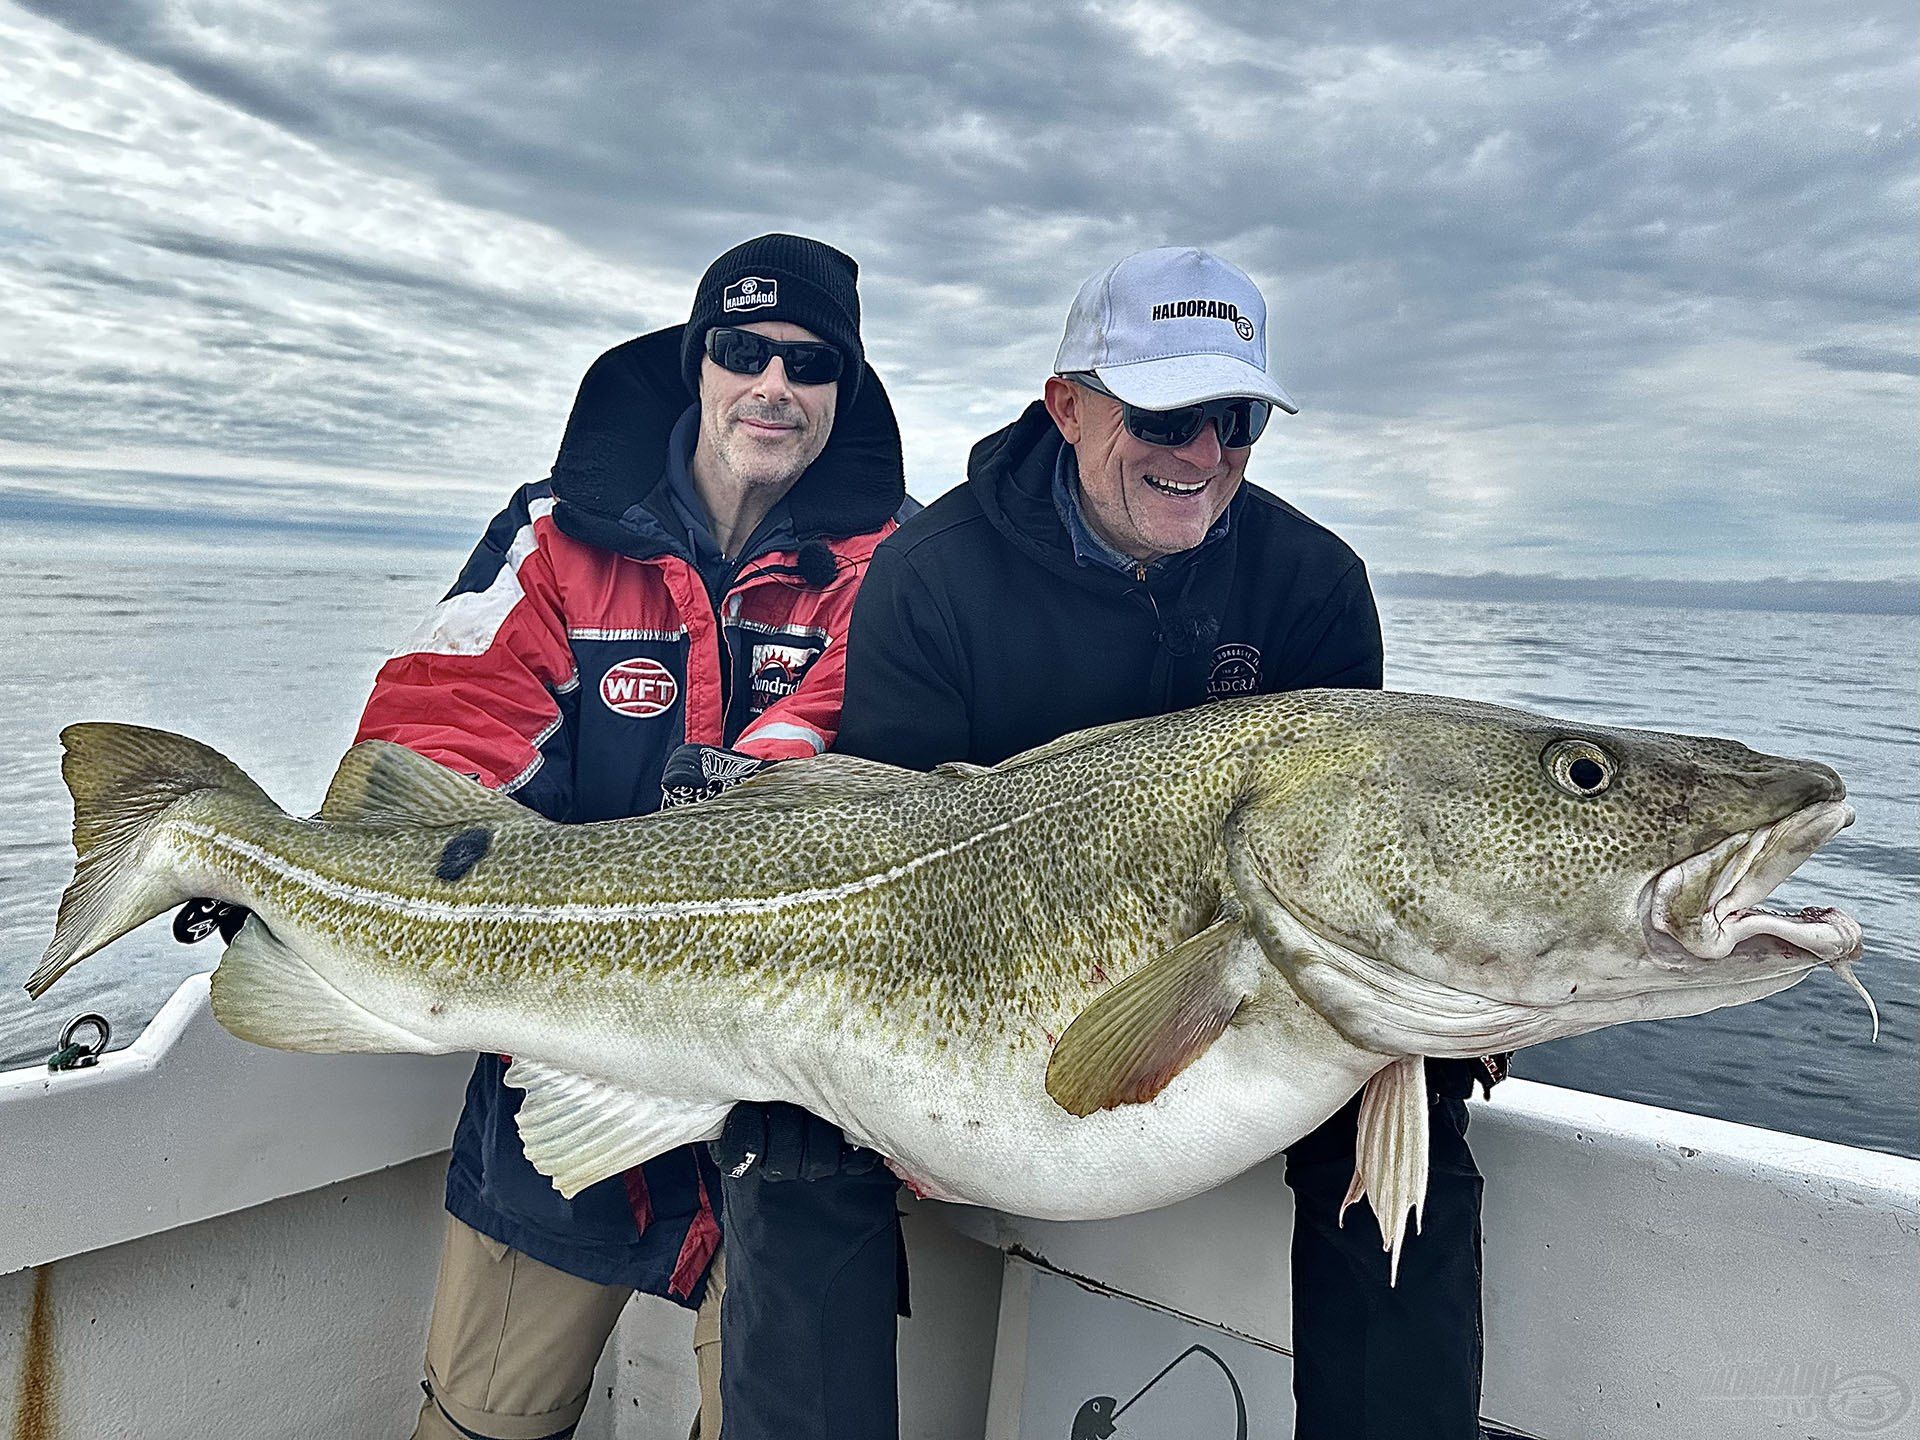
167, 706, 1253, 1109
30, 690, 1865, 1230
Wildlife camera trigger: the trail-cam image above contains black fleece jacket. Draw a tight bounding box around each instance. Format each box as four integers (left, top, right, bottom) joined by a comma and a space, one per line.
836, 399, 1383, 769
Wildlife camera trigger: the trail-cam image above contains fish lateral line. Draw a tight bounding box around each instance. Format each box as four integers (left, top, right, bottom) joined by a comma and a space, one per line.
171, 773, 1130, 926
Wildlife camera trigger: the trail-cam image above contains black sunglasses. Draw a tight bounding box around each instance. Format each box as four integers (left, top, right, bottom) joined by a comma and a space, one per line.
705, 327, 845, 386
1067, 373, 1271, 450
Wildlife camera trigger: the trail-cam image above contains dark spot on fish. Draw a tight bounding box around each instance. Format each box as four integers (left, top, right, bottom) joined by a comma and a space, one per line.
436, 827, 492, 882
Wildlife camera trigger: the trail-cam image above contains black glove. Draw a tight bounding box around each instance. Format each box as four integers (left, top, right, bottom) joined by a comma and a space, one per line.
714, 1102, 882, 1182
173, 898, 249, 945
659, 743, 769, 809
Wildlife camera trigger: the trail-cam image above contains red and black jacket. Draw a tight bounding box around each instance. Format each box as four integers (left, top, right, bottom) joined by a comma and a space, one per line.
355, 326, 907, 1301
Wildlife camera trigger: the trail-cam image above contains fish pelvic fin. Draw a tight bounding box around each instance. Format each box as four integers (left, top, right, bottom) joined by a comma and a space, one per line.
1045, 917, 1252, 1118
209, 919, 447, 1055
27, 723, 280, 999
505, 1060, 731, 1198
1338, 1055, 1432, 1286
317, 740, 539, 829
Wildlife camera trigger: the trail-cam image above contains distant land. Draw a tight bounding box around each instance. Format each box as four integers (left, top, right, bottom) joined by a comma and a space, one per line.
1374, 570, 1918, 617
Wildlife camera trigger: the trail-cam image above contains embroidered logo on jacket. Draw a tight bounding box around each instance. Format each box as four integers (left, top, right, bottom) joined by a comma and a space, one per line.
1207, 643, 1262, 699
600, 657, 679, 717
748, 641, 821, 711
723, 276, 778, 313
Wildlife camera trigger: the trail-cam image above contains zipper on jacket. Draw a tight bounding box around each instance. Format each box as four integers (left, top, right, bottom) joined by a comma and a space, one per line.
716, 564, 745, 734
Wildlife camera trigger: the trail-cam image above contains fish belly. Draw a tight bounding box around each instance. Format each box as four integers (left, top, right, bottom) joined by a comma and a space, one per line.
811, 1015, 1387, 1220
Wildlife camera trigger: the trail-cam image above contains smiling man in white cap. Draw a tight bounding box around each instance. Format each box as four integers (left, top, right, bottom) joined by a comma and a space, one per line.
828, 246, 1504, 1439
1044, 245, 1298, 564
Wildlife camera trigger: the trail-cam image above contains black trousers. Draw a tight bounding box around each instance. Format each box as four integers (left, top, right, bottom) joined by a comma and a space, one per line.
1285, 1085, 1485, 1440
718, 1081, 1483, 1440
717, 1163, 902, 1440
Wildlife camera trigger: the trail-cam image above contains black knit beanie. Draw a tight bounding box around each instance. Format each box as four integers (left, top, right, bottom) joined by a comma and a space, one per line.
680, 233, 863, 406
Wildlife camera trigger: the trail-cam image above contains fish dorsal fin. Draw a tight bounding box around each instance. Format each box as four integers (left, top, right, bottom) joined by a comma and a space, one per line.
316, 740, 534, 829
931, 760, 993, 780
1339, 1055, 1431, 1285
995, 715, 1152, 774
505, 1060, 732, 1198
1045, 917, 1252, 1118
689, 752, 926, 813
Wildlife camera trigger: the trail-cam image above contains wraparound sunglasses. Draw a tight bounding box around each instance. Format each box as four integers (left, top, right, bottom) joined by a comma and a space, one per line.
1066, 372, 1271, 449
706, 327, 845, 386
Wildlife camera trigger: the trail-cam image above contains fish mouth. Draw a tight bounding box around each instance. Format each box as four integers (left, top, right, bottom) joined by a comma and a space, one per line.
1643, 799, 1862, 968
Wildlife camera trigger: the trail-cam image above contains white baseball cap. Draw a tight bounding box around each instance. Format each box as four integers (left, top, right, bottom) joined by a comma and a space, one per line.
1052, 247, 1298, 414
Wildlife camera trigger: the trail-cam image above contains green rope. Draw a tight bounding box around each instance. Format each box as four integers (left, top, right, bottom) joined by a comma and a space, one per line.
45, 1043, 87, 1071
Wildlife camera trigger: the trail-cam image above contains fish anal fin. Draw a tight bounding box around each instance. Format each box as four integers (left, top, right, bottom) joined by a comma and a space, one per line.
317, 741, 533, 829
210, 919, 447, 1055
506, 1060, 731, 1198
1045, 918, 1251, 1118
1338, 1055, 1432, 1285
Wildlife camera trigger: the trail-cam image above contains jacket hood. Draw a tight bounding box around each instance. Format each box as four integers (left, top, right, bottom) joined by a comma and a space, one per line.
550, 326, 905, 560
966, 399, 1238, 599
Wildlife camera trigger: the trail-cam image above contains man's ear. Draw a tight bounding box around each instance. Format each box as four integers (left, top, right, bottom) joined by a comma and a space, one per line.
1042, 376, 1084, 445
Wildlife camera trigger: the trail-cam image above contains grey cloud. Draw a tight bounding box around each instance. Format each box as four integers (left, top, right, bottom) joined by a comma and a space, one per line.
1799, 344, 1920, 377
129, 226, 644, 334
6, 0, 1914, 582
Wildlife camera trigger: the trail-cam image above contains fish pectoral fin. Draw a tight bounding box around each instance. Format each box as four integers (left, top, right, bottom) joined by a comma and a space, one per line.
1339, 1055, 1431, 1286
209, 919, 447, 1055
505, 1060, 731, 1199
316, 741, 537, 830
1045, 917, 1252, 1118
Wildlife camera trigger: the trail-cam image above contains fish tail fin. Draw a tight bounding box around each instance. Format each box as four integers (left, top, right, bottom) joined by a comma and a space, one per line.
26, 723, 279, 999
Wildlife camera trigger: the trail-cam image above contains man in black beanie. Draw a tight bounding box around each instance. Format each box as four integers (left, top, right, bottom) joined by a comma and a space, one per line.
337, 231, 909, 1440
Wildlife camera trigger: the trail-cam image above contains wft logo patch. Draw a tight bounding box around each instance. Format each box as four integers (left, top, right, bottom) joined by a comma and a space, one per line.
749, 641, 822, 711
723, 276, 778, 313
1152, 298, 1257, 343
1207, 643, 1262, 699
600, 657, 679, 717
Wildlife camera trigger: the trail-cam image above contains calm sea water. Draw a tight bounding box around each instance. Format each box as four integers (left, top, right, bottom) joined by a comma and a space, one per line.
1, 534, 1913, 1160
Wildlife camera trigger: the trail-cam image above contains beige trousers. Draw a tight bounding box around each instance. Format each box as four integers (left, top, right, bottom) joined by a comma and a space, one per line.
410, 1215, 724, 1439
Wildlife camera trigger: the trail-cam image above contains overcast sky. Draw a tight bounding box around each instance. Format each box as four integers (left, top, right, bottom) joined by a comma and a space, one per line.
3, 0, 1914, 580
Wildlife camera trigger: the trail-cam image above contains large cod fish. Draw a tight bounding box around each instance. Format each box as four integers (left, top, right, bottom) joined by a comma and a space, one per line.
26, 692, 1874, 1275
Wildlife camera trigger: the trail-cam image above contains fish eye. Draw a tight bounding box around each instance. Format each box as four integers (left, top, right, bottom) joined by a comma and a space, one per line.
1543, 738, 1616, 797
